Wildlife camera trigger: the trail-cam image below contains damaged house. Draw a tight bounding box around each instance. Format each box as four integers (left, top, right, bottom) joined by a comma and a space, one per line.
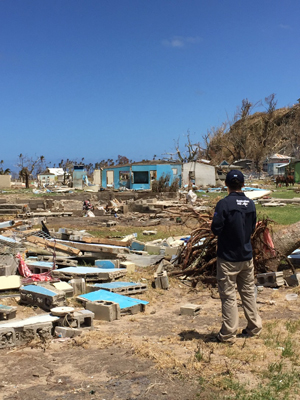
182, 161, 216, 187
101, 161, 182, 190
38, 168, 65, 186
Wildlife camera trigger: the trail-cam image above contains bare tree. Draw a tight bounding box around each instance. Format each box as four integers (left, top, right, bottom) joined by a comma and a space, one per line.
165, 130, 204, 162
17, 154, 45, 188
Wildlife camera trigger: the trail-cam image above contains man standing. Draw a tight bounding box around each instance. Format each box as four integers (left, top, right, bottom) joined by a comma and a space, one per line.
211, 170, 262, 343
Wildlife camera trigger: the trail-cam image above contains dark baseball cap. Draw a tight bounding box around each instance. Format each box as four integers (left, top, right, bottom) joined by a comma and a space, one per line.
225, 169, 244, 184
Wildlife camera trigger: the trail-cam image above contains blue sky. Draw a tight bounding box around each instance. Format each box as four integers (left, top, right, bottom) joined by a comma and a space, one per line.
1, 0, 299, 170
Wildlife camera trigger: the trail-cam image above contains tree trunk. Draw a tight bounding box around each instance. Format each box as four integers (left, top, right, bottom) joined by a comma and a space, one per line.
273, 222, 300, 257
266, 221, 300, 271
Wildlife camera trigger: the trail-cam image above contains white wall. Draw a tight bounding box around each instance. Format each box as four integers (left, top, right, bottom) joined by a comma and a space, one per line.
182, 162, 216, 187
0, 175, 11, 188
93, 169, 102, 185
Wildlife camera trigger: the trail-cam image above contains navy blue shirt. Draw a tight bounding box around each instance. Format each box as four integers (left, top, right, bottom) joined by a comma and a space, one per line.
211, 192, 256, 262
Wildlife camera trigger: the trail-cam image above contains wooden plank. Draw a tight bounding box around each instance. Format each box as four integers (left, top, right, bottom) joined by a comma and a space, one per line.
26, 236, 82, 256
81, 237, 131, 247
55, 239, 129, 254
0, 221, 25, 232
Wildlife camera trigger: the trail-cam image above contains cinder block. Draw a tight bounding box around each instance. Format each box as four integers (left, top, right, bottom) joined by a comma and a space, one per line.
87, 282, 147, 295
68, 278, 86, 295
146, 199, 157, 204
26, 261, 54, 274
73, 310, 94, 328
19, 284, 66, 311
52, 282, 74, 298
0, 327, 15, 348
78, 290, 148, 315
37, 256, 78, 267
69, 235, 83, 241
145, 244, 163, 255
180, 304, 201, 316
85, 301, 121, 321
164, 247, 179, 257
120, 261, 136, 273
0, 255, 18, 275
24, 322, 53, 343
154, 270, 169, 289
0, 321, 53, 349
107, 221, 117, 227
55, 326, 82, 338
120, 204, 128, 214
256, 271, 284, 287
0, 305, 17, 320
56, 309, 94, 329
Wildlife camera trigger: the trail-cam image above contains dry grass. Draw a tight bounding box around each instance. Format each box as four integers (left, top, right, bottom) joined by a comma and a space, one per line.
61, 310, 300, 399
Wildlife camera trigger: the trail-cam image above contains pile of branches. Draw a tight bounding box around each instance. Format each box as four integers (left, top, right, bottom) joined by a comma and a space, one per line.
170, 216, 286, 286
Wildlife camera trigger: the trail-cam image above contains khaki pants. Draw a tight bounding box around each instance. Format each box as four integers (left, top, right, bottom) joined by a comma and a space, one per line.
217, 257, 262, 342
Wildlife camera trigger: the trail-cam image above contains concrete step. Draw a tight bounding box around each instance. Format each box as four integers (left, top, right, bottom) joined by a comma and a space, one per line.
0, 209, 21, 215
0, 204, 23, 210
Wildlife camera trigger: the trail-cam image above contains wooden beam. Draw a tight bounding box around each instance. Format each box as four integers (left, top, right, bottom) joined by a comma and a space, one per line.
26, 236, 82, 256
81, 237, 131, 247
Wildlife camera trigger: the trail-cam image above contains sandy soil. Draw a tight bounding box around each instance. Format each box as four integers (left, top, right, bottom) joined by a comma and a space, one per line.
1, 278, 299, 400
0, 207, 300, 399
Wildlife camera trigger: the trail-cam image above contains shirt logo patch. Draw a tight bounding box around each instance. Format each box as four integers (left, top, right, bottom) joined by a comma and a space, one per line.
236, 199, 249, 207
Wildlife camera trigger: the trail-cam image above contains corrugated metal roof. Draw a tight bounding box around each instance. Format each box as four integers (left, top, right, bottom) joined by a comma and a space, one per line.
270, 153, 291, 159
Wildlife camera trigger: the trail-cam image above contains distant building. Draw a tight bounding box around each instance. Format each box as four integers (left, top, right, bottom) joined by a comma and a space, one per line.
101, 161, 182, 190
0, 175, 11, 189
73, 165, 86, 189
265, 154, 292, 176
38, 168, 65, 185
232, 159, 253, 170
182, 161, 216, 187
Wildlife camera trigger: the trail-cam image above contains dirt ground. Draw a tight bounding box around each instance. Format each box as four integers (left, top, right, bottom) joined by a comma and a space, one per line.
1, 274, 299, 400
1, 210, 300, 399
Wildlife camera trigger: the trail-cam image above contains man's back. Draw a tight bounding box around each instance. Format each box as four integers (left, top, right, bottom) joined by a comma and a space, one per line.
211, 192, 256, 262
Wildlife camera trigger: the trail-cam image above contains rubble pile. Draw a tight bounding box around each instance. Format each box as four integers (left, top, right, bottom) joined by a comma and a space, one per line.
171, 217, 291, 286
0, 189, 299, 350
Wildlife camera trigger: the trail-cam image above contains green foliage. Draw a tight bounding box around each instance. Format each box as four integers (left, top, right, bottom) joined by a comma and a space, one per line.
281, 337, 294, 358
221, 367, 300, 400
285, 319, 300, 334
256, 204, 300, 225
195, 347, 203, 362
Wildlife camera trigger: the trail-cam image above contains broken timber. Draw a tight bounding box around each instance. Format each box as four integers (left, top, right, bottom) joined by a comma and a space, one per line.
26, 236, 81, 256
80, 237, 131, 247
54, 239, 130, 255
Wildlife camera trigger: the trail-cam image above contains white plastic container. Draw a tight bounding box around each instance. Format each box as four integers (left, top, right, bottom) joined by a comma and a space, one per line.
285, 293, 298, 301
